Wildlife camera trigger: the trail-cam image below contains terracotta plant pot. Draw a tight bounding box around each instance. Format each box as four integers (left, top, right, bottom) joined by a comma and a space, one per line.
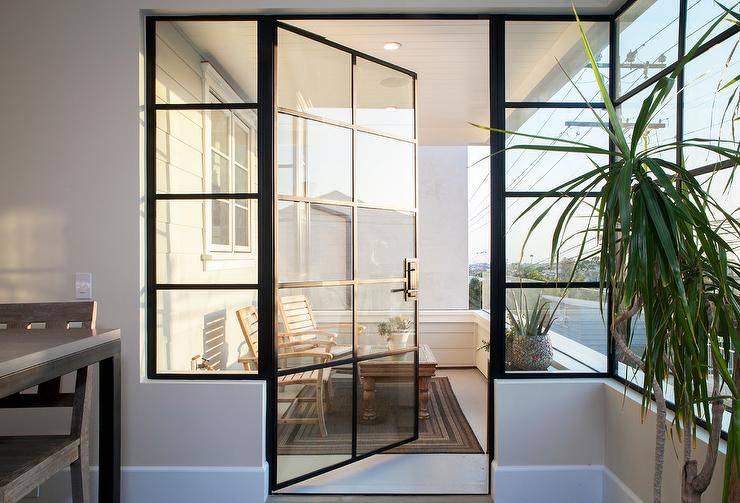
511, 334, 553, 370
387, 330, 410, 351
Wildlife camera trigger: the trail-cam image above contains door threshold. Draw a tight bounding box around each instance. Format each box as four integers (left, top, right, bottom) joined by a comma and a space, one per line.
269, 496, 492, 502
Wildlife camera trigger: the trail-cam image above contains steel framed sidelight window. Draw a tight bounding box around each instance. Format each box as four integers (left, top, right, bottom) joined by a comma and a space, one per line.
490, 14, 614, 380
609, 0, 739, 434
145, 16, 275, 379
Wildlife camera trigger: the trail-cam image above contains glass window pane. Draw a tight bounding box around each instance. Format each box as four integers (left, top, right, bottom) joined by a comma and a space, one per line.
356, 133, 415, 208
277, 114, 352, 201
683, 37, 739, 171
235, 204, 249, 248
686, 0, 737, 48
277, 286, 353, 371
696, 171, 739, 260
156, 289, 258, 373
505, 287, 606, 373
356, 57, 415, 138
210, 110, 229, 155
617, 0, 680, 97
618, 85, 677, 158
235, 166, 249, 193
506, 197, 601, 282
505, 21, 610, 103
278, 202, 352, 283
505, 108, 609, 191
155, 21, 257, 104
358, 209, 415, 280
156, 109, 257, 194
156, 200, 258, 284
357, 349, 417, 454
277, 363, 353, 484
357, 283, 416, 358
211, 200, 230, 245
211, 153, 229, 192
278, 28, 352, 123
234, 121, 249, 167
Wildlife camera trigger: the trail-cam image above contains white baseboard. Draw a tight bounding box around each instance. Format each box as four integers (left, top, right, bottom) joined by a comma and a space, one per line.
603, 466, 642, 503
493, 465, 641, 503
30, 464, 269, 503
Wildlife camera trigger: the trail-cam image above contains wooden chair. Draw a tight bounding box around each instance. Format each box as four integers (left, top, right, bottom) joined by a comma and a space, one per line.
0, 301, 96, 503
235, 305, 333, 436
278, 295, 359, 360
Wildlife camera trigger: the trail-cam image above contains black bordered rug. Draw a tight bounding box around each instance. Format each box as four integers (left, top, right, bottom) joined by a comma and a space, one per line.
277, 376, 483, 454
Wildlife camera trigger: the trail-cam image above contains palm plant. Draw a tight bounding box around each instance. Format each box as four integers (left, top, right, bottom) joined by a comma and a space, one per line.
477, 4, 739, 501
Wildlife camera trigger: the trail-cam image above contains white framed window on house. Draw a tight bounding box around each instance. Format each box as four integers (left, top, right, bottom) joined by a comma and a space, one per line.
202, 62, 258, 262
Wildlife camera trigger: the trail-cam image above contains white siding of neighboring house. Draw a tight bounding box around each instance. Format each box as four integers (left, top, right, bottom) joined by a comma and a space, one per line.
155, 23, 258, 372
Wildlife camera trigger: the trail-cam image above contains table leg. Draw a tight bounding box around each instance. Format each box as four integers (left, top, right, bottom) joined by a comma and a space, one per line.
418, 375, 431, 420
99, 354, 120, 503
361, 376, 377, 421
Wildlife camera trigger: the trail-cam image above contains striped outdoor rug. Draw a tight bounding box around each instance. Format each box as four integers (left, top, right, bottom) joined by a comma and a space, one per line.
277, 376, 483, 454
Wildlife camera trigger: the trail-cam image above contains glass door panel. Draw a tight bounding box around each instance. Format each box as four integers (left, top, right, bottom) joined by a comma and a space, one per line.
355, 132, 415, 208
277, 113, 352, 201
278, 201, 353, 283
357, 283, 416, 358
357, 349, 417, 455
277, 28, 352, 123
276, 363, 354, 484
357, 208, 415, 279
355, 57, 415, 139
274, 22, 418, 490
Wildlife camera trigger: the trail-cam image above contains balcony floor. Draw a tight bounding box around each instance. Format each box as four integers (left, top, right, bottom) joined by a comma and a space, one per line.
276, 368, 489, 495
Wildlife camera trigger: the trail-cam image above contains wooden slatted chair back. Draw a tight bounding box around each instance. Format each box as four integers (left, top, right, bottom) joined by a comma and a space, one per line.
278, 295, 318, 343
236, 305, 259, 371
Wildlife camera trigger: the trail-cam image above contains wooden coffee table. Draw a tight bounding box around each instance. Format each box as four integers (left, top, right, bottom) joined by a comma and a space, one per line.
359, 344, 438, 421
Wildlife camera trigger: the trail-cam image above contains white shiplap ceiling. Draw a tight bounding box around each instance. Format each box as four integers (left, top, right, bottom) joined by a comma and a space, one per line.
176, 17, 612, 146
287, 19, 491, 146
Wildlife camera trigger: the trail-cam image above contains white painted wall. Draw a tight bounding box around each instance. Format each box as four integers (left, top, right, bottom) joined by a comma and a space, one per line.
604, 383, 725, 503
493, 380, 727, 503
418, 145, 469, 310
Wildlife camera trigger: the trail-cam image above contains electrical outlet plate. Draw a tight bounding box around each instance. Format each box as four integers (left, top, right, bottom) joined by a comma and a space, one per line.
75, 272, 92, 299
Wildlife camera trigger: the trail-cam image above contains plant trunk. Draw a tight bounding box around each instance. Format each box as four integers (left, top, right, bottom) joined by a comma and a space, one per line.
611, 298, 666, 503
729, 352, 740, 502
682, 460, 702, 503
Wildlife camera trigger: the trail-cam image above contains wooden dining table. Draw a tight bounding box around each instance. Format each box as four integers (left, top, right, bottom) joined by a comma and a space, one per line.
0, 328, 121, 502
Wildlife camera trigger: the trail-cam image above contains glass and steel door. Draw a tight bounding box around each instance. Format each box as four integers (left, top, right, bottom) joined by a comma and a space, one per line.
273, 22, 419, 490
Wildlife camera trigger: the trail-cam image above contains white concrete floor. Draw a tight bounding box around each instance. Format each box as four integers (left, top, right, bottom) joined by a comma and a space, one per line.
277, 369, 489, 495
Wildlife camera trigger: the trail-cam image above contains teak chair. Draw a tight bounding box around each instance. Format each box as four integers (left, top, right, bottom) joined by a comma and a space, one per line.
236, 305, 333, 436
278, 295, 359, 359
0, 301, 97, 503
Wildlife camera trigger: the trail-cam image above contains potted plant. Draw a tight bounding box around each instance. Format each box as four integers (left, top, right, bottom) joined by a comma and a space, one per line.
506, 292, 559, 370
477, 5, 739, 500
377, 316, 412, 350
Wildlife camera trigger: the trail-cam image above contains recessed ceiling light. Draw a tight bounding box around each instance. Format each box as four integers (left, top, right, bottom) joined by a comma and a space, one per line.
385, 106, 398, 112
383, 41, 402, 51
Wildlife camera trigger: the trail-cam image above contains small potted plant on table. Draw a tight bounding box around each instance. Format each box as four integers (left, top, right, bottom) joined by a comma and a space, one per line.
377, 316, 412, 351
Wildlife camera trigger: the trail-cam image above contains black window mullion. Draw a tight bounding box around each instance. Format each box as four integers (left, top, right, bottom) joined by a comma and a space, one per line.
153, 102, 258, 110
504, 102, 607, 109
607, 15, 618, 378
146, 17, 157, 379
